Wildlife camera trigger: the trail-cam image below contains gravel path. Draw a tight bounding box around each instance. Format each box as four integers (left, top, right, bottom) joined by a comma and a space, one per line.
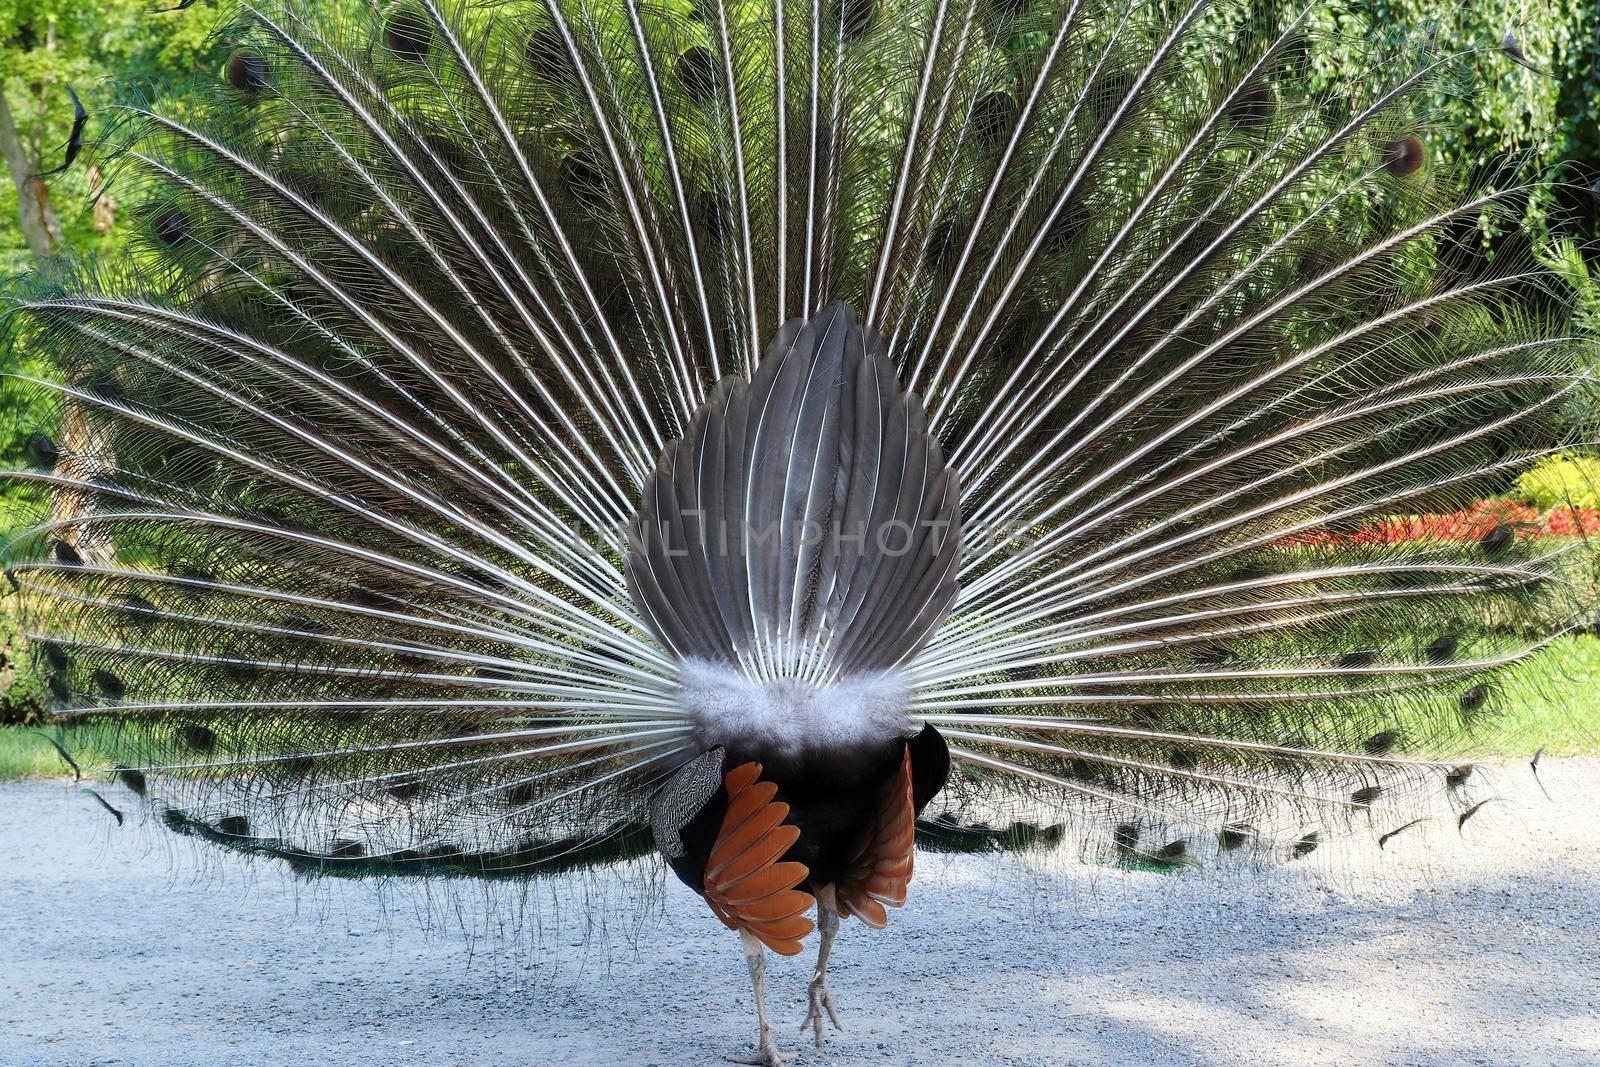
3, 761, 1597, 1067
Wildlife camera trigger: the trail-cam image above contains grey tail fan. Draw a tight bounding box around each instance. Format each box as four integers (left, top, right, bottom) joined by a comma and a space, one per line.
626, 302, 959, 683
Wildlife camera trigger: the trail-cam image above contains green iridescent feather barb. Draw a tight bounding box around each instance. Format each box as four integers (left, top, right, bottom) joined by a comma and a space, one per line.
2, 0, 1595, 1061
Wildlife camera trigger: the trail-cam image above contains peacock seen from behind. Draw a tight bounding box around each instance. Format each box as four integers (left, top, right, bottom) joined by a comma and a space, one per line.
4, 0, 1593, 1061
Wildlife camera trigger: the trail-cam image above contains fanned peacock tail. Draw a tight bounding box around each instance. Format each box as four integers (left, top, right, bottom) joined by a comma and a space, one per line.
3, 0, 1594, 875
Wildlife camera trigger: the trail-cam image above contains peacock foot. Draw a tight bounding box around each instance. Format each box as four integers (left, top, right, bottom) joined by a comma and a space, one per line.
801, 976, 844, 1047
725, 1030, 791, 1066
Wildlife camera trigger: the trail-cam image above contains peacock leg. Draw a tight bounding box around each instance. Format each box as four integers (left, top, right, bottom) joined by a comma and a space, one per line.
726, 929, 788, 1066
801, 886, 844, 1046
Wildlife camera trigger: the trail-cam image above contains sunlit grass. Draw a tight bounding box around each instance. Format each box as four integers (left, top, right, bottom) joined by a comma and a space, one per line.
1461, 632, 1600, 758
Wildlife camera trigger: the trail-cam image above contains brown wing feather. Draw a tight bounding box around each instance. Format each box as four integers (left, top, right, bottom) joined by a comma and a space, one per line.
702, 761, 817, 955
835, 744, 917, 929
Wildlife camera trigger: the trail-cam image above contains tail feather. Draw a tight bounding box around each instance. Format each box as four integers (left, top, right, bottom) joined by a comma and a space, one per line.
2, 0, 1594, 871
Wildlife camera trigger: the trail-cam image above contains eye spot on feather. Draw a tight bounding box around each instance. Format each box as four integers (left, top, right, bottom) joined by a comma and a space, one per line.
502, 780, 539, 807
1459, 685, 1487, 712
836, 0, 876, 40
972, 91, 1017, 149
1112, 823, 1140, 853
41, 642, 71, 674
217, 814, 250, 837
1446, 765, 1473, 789
179, 724, 216, 753
48, 673, 71, 702
559, 152, 607, 210
225, 52, 269, 93
1382, 135, 1425, 177
1218, 823, 1252, 850
1350, 784, 1382, 808
91, 669, 125, 699
1153, 839, 1187, 865
25, 433, 57, 470
152, 209, 190, 246
526, 27, 577, 85
116, 766, 147, 796
1291, 831, 1319, 858
677, 47, 719, 106
1363, 730, 1399, 757
1479, 522, 1514, 557
1168, 747, 1197, 772
330, 839, 364, 858
384, 9, 432, 62
387, 776, 423, 801
923, 222, 961, 271
695, 192, 729, 245
52, 540, 84, 566
1426, 634, 1458, 663
1227, 84, 1273, 129
1337, 648, 1376, 671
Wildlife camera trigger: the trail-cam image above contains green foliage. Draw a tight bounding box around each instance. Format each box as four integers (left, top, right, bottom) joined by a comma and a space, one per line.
0, 0, 226, 258
0, 594, 44, 726
0, 344, 54, 534
0, 1, 1595, 266
1305, 1, 1600, 249
0, 0, 1597, 523
1514, 452, 1600, 509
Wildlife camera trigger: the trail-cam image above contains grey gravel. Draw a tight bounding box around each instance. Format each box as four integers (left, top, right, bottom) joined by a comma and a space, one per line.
2, 761, 1598, 1067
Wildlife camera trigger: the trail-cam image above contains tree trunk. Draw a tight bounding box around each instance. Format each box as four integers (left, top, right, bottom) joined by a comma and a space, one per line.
51, 403, 117, 566
0, 85, 64, 257
0, 73, 113, 565
89, 167, 116, 233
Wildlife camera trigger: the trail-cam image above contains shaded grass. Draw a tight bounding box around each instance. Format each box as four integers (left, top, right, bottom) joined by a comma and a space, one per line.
0, 722, 123, 781
1, 636, 1596, 782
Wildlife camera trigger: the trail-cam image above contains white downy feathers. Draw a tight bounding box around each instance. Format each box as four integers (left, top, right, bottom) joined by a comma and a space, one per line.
677, 658, 913, 761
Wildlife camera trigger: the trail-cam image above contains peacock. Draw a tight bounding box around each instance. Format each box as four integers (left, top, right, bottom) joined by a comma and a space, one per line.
4, 0, 1595, 1061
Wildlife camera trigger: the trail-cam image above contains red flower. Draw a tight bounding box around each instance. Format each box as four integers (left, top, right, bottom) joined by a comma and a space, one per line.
1279, 501, 1600, 547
